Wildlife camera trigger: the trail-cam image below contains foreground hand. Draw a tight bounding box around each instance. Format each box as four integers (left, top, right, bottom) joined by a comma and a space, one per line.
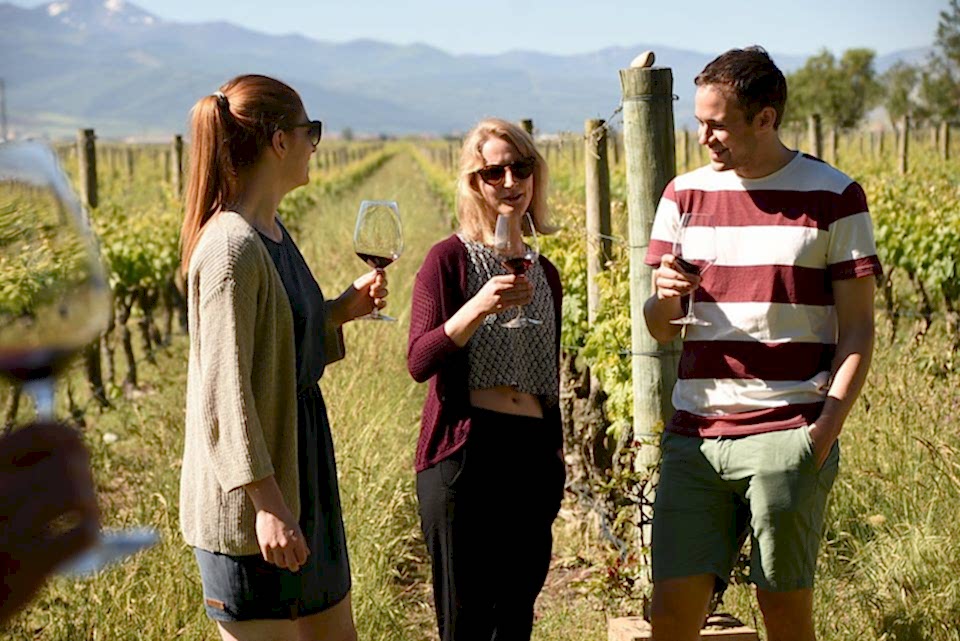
0, 422, 100, 623
654, 254, 702, 301
255, 509, 309, 572
472, 274, 534, 316
334, 270, 389, 324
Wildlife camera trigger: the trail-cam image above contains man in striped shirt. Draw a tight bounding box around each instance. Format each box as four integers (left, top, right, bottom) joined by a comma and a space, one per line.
643, 47, 881, 641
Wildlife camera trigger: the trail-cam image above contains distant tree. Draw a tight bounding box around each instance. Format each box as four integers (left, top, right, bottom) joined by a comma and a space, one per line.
882, 62, 922, 125
341, 126, 354, 141
785, 48, 881, 129
919, 58, 959, 122
919, 0, 960, 123
936, 0, 960, 66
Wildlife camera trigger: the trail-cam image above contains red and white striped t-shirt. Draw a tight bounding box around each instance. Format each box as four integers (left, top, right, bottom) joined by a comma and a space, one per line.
645, 152, 883, 438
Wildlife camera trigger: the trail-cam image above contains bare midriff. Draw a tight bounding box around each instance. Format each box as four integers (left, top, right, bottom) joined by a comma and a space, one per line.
469, 385, 543, 418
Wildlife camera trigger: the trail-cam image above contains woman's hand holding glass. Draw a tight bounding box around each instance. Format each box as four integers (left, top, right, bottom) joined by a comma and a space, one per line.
470, 274, 533, 318
493, 212, 541, 328
331, 270, 389, 326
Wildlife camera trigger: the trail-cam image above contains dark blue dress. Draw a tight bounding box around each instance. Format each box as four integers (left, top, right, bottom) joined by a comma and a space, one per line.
194, 221, 351, 621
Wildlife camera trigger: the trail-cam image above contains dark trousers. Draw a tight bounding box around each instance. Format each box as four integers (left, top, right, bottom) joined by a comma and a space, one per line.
416, 409, 565, 641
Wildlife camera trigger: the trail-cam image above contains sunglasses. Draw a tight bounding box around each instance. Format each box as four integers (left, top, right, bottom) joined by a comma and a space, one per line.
475, 157, 536, 185
292, 120, 323, 146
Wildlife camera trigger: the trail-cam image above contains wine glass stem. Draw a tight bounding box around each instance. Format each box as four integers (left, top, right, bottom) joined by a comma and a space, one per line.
24, 377, 55, 421
370, 268, 385, 318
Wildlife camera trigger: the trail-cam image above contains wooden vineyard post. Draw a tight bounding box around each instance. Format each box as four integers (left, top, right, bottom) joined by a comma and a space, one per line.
585, 118, 612, 327
126, 147, 135, 181
76, 128, 109, 408
611, 131, 621, 166
171, 134, 184, 199
830, 126, 839, 166
163, 149, 171, 184
899, 115, 910, 175
679, 128, 690, 172
619, 57, 678, 588
941, 121, 951, 161
808, 113, 823, 159
77, 129, 98, 209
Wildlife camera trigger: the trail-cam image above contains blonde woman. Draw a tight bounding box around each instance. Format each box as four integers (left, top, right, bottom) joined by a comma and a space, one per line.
408, 118, 564, 641
179, 74, 386, 641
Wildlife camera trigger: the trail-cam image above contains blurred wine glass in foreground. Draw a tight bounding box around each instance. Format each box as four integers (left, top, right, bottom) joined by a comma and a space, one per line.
0, 140, 157, 575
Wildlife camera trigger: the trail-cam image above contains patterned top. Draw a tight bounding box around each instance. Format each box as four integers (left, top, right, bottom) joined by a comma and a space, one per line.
459, 234, 559, 405
645, 152, 883, 438
407, 234, 564, 471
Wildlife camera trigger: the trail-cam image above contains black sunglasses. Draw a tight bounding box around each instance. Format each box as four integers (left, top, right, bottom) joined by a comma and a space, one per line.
292, 120, 323, 146
475, 157, 536, 185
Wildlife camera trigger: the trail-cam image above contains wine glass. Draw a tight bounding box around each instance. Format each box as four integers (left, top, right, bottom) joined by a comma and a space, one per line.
353, 200, 403, 322
494, 212, 542, 328
669, 213, 717, 326
0, 140, 158, 575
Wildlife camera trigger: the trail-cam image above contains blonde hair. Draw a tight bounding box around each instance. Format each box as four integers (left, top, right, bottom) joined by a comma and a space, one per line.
455, 118, 555, 241
180, 74, 305, 275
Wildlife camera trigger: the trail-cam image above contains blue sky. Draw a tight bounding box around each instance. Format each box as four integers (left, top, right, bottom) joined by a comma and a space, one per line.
10, 0, 944, 56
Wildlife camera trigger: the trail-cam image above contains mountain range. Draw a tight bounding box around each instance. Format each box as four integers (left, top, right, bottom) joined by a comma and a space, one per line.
0, 0, 934, 140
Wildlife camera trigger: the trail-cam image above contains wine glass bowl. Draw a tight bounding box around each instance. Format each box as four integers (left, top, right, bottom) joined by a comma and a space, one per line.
353, 200, 402, 322
0, 141, 112, 407
669, 213, 717, 327
494, 212, 541, 328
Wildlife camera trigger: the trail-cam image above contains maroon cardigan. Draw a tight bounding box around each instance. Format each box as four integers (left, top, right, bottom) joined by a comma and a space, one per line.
407, 234, 564, 472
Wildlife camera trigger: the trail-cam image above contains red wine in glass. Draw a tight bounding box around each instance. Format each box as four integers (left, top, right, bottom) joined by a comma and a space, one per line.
675, 257, 702, 276
0, 347, 79, 385
356, 252, 397, 271
501, 251, 536, 275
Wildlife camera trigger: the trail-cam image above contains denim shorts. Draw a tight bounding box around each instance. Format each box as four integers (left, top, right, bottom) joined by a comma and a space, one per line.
651, 426, 839, 592
193, 548, 350, 621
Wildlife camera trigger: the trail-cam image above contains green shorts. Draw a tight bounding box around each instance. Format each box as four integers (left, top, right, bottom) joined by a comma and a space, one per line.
651, 426, 839, 592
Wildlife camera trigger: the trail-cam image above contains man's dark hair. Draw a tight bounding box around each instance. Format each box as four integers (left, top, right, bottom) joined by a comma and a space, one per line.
695, 46, 787, 128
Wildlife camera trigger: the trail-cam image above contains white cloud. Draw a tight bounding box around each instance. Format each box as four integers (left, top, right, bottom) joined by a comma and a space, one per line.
47, 2, 69, 17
